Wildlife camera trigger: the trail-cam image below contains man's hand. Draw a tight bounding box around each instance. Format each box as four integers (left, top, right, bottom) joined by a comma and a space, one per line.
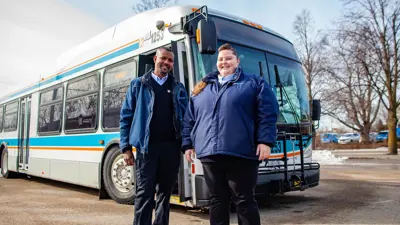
185, 149, 195, 163
256, 144, 271, 161
123, 150, 135, 166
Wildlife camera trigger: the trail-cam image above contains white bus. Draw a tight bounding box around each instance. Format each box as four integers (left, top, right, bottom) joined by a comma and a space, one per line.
0, 5, 321, 208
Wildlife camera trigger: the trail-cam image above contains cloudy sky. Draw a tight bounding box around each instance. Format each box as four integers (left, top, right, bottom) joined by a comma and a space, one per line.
0, 0, 106, 95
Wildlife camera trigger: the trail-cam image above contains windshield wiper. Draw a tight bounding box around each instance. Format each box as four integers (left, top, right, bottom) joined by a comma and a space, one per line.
274, 65, 301, 126
274, 65, 285, 108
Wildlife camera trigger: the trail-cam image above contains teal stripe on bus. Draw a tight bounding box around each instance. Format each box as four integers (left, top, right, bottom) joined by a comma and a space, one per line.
0, 133, 120, 147
0, 133, 311, 153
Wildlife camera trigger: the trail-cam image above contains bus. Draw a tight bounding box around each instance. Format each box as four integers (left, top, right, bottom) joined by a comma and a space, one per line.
0, 5, 321, 208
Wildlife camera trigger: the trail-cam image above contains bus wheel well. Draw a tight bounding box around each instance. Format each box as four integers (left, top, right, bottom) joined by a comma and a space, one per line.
99, 143, 120, 200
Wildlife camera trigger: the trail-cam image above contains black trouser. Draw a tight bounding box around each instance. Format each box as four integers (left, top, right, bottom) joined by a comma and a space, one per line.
202, 156, 260, 225
133, 141, 181, 225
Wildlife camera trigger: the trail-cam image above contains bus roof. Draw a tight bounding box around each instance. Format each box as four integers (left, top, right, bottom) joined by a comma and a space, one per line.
0, 5, 291, 104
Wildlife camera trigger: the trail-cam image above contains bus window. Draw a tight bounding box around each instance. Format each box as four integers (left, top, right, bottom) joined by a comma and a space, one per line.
181, 51, 190, 95
102, 59, 137, 130
65, 74, 99, 132
0, 105, 3, 132
4, 101, 18, 132
38, 86, 63, 134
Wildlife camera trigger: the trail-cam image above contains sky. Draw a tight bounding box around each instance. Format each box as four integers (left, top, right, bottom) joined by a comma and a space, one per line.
0, 0, 106, 95
59, 0, 343, 43
1, 0, 345, 131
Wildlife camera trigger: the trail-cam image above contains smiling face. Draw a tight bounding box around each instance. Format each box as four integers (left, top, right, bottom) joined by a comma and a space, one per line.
216, 46, 240, 76
153, 48, 174, 77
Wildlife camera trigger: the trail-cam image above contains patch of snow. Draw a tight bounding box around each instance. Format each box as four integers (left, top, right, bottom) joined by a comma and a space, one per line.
312, 150, 348, 165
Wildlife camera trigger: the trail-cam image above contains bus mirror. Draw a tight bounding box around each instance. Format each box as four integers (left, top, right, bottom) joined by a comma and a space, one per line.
312, 99, 321, 121
197, 19, 217, 54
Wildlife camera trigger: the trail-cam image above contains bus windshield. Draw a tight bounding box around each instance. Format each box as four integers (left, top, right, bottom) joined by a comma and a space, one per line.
191, 41, 310, 124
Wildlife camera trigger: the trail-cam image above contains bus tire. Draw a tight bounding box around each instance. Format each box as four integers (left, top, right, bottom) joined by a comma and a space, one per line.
1, 150, 17, 179
102, 146, 136, 205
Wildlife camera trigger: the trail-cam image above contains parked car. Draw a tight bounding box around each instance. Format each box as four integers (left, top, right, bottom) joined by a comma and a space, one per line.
398, 127, 400, 139
320, 133, 339, 144
375, 128, 400, 142
338, 133, 360, 144
375, 130, 388, 142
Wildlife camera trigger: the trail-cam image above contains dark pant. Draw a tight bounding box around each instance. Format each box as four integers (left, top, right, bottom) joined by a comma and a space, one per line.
202, 156, 260, 225
133, 141, 181, 225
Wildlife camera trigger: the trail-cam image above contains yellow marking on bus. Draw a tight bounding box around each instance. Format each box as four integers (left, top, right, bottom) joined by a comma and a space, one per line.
269, 151, 301, 159
170, 195, 186, 206
8, 146, 137, 152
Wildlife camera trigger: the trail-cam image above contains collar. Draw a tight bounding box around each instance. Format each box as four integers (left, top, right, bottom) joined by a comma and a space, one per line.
218, 73, 235, 83
141, 69, 177, 84
151, 72, 168, 81
203, 67, 243, 83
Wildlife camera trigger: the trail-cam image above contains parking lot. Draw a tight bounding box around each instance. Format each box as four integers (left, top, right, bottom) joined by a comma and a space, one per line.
1, 152, 400, 225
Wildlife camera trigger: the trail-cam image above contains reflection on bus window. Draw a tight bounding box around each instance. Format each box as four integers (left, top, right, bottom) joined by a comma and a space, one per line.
4, 101, 18, 131
103, 60, 137, 130
65, 74, 99, 131
266, 53, 310, 123
38, 87, 63, 133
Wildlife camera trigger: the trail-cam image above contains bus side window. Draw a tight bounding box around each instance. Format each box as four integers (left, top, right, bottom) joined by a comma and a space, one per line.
4, 101, 18, 132
65, 74, 99, 132
102, 59, 137, 131
38, 86, 63, 134
182, 51, 190, 95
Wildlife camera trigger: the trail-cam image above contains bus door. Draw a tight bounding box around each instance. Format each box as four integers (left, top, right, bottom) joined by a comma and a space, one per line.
18, 96, 31, 171
171, 40, 192, 202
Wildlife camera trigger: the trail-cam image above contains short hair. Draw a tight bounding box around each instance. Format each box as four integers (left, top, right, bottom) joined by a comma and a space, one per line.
156, 46, 174, 56
218, 43, 238, 58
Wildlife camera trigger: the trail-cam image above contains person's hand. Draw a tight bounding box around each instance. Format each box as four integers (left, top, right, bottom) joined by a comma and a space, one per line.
185, 149, 195, 163
256, 144, 271, 161
123, 150, 135, 166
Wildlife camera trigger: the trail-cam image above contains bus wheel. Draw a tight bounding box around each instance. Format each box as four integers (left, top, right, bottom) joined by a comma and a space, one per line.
1, 150, 17, 178
102, 146, 136, 205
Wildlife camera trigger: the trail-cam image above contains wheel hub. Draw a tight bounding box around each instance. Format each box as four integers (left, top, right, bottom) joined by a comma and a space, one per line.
111, 155, 134, 193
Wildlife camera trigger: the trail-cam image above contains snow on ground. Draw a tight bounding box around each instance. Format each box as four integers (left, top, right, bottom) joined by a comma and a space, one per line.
312, 150, 348, 165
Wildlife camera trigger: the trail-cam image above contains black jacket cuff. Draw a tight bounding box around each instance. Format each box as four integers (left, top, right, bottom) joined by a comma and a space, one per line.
181, 145, 193, 154
121, 146, 132, 153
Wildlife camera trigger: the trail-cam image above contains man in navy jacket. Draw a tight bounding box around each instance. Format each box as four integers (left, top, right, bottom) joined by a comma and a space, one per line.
120, 47, 188, 225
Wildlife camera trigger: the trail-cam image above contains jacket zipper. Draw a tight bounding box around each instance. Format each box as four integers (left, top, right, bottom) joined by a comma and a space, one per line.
210, 70, 242, 154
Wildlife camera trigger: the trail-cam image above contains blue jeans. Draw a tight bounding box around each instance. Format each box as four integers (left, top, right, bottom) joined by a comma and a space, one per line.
133, 140, 181, 225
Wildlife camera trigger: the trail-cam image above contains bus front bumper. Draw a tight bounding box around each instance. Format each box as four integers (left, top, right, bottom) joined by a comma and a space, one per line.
194, 163, 320, 207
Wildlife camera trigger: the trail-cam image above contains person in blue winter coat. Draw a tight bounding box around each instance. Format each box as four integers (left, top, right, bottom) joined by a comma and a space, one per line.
182, 43, 279, 225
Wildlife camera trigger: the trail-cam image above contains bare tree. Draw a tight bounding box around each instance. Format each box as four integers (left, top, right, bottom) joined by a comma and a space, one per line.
293, 9, 328, 149
322, 30, 381, 143
339, 0, 400, 154
132, 0, 178, 14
